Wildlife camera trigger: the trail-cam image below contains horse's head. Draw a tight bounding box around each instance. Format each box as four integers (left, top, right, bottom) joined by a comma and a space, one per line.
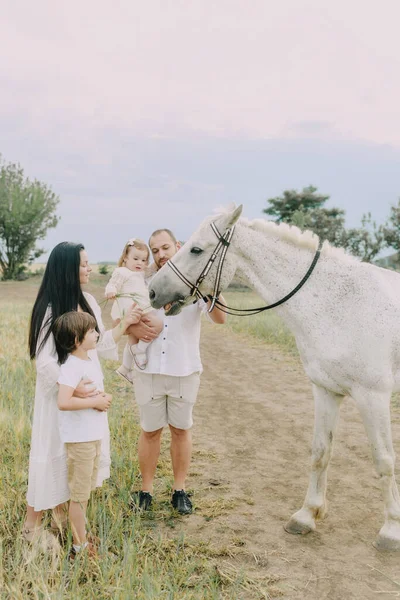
149, 205, 243, 315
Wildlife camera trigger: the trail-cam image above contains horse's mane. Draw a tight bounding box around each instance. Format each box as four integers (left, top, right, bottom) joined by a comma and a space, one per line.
214, 205, 357, 263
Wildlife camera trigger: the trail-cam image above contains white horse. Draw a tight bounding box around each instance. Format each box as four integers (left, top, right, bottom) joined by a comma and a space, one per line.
148, 205, 400, 551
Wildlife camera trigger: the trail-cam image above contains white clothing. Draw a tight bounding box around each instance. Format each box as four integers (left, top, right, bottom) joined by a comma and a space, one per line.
57, 355, 107, 443
105, 267, 151, 321
26, 293, 118, 511
137, 300, 209, 377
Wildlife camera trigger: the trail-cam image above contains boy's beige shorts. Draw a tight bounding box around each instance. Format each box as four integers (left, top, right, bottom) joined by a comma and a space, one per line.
65, 440, 102, 502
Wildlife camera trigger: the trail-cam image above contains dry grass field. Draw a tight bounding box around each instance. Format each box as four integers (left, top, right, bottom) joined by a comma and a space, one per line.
1, 274, 400, 599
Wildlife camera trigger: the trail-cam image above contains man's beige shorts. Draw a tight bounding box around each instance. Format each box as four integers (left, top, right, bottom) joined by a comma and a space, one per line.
65, 440, 102, 502
134, 372, 201, 432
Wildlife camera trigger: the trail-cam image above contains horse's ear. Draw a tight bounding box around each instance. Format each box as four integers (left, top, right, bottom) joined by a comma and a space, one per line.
216, 204, 243, 230
230, 204, 243, 225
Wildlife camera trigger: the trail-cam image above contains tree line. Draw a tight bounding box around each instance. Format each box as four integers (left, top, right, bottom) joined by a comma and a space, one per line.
263, 185, 400, 264
1, 155, 400, 280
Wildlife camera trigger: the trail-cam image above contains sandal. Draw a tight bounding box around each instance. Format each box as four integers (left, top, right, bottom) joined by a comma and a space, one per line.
69, 541, 98, 561
22, 524, 60, 551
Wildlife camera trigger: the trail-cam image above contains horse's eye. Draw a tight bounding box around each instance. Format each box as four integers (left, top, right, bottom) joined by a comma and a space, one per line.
190, 247, 203, 255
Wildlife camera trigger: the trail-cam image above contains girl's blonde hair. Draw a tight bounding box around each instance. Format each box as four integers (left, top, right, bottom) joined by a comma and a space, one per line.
118, 238, 150, 267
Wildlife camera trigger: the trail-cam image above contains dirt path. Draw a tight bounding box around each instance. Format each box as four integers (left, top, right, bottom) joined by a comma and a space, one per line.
157, 321, 400, 599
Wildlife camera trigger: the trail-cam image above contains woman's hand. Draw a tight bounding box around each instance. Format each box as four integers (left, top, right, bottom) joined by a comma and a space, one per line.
74, 378, 98, 398
127, 316, 159, 342
111, 303, 142, 344
93, 392, 112, 412
106, 292, 116, 300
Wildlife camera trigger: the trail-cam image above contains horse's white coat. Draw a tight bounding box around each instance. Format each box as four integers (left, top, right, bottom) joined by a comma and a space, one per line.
149, 206, 400, 550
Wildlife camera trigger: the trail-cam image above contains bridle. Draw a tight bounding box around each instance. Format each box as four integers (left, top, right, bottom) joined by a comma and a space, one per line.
167, 222, 235, 312
166, 221, 323, 316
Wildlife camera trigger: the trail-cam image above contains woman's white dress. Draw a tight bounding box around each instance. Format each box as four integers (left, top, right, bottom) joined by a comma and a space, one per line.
26, 292, 118, 511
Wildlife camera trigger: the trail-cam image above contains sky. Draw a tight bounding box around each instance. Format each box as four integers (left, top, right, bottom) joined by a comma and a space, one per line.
1, 0, 400, 261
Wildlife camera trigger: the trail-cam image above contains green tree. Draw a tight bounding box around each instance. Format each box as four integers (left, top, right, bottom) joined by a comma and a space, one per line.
383, 199, 400, 254
292, 206, 346, 246
341, 213, 386, 263
264, 185, 346, 245
263, 185, 329, 222
263, 185, 386, 262
0, 156, 60, 280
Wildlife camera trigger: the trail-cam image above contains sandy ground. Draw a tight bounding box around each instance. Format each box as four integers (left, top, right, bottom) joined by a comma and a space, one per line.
156, 321, 400, 599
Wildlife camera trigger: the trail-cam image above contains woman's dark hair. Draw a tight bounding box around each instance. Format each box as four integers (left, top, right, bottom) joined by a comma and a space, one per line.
53, 311, 98, 364
29, 242, 98, 359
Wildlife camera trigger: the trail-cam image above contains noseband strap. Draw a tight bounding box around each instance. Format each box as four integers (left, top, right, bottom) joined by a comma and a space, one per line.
167, 223, 235, 311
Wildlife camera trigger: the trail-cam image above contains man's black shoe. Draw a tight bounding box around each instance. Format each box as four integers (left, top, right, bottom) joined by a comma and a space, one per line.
130, 491, 153, 512
171, 490, 193, 515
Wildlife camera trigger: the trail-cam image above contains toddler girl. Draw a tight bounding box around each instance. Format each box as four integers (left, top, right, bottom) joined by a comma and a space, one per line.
105, 238, 162, 381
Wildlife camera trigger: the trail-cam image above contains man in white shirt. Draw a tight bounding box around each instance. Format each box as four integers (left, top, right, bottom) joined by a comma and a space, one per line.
131, 228, 226, 514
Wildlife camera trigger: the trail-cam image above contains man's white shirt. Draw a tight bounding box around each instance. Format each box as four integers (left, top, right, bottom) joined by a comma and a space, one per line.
138, 300, 210, 377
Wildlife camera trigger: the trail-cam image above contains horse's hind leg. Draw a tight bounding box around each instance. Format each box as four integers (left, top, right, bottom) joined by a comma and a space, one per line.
352, 388, 400, 551
285, 385, 343, 535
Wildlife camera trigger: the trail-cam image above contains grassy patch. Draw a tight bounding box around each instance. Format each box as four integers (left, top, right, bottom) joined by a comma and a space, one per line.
392, 393, 400, 409
0, 292, 283, 599
223, 291, 297, 353
195, 497, 239, 520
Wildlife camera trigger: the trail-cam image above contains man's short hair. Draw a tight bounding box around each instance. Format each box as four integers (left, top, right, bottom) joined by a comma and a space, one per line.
148, 229, 177, 246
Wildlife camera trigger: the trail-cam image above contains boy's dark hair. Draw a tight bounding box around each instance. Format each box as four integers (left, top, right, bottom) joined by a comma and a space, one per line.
53, 311, 97, 364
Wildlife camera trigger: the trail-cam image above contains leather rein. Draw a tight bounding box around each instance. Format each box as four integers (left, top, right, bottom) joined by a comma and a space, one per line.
166, 222, 323, 316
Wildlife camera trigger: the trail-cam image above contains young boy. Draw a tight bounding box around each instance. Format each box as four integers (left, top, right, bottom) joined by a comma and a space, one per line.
53, 311, 112, 559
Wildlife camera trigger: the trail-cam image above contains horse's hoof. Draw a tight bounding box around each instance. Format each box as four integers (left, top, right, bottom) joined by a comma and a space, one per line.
284, 518, 313, 536
373, 535, 400, 552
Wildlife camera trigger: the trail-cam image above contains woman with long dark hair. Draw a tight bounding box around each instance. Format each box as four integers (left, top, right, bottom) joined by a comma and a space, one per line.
23, 242, 140, 545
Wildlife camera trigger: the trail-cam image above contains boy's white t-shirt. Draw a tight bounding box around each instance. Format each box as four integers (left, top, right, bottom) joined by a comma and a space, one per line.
57, 354, 106, 443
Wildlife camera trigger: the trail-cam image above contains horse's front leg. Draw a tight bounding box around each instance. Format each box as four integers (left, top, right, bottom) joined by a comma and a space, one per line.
352, 388, 400, 551
285, 384, 343, 535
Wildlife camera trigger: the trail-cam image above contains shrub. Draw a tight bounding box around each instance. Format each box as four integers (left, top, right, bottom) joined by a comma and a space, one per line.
99, 264, 109, 275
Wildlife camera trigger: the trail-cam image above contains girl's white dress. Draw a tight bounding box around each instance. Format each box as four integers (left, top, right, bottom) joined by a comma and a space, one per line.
105, 267, 151, 320
26, 292, 118, 511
